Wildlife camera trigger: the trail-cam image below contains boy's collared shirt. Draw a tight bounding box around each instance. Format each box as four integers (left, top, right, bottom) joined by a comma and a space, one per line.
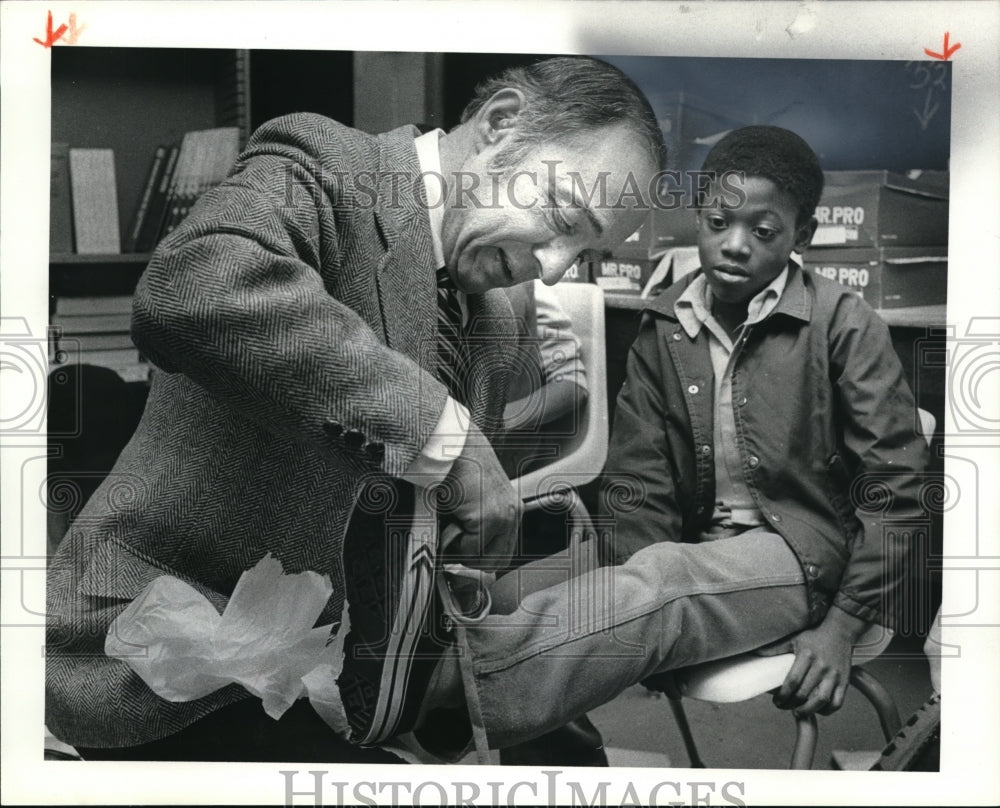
674, 267, 789, 529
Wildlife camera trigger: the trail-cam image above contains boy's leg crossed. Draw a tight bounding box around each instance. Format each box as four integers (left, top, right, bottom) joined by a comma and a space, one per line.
449, 530, 811, 748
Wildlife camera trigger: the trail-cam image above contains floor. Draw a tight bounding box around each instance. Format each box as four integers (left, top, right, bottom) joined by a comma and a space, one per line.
588, 636, 935, 770
48, 636, 934, 769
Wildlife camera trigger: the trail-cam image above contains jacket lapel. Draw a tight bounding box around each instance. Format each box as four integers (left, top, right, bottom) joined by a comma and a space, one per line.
371, 126, 438, 373
369, 126, 518, 437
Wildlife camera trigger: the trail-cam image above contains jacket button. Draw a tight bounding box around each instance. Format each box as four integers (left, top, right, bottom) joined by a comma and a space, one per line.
344, 428, 365, 449
747, 455, 759, 468
738, 396, 748, 406
323, 420, 343, 438
688, 384, 699, 395
700, 444, 712, 456
806, 563, 819, 578
673, 332, 682, 341
365, 441, 385, 461
770, 512, 782, 523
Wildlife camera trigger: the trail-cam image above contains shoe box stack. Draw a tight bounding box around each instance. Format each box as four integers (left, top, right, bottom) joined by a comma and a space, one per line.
801, 171, 949, 310
588, 206, 701, 295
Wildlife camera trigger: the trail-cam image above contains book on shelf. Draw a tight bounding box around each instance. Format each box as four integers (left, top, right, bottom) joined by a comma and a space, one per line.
123, 145, 168, 254
54, 347, 141, 368
137, 144, 180, 253
50, 142, 75, 253
69, 148, 121, 254
55, 332, 136, 352
53, 295, 134, 316
50, 347, 151, 384
159, 127, 240, 240
51, 312, 133, 334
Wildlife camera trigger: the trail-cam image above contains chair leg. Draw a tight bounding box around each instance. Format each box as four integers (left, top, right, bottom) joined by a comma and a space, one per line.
850, 666, 902, 743
790, 712, 818, 769
667, 697, 706, 768
564, 489, 595, 551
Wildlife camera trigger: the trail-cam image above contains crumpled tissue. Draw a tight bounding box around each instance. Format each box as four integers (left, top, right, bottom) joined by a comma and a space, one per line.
105, 553, 341, 721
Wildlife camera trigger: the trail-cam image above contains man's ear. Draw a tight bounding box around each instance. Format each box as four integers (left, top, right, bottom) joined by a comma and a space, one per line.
794, 216, 818, 253
472, 88, 526, 150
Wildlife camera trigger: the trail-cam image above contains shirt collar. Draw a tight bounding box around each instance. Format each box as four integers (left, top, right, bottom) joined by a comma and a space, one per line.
674, 265, 791, 340
414, 128, 446, 270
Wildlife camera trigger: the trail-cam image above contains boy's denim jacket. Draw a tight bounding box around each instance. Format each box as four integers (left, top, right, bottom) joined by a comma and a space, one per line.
601, 263, 931, 631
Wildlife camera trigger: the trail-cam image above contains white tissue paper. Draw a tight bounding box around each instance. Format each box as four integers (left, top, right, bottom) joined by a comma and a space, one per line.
105, 553, 340, 720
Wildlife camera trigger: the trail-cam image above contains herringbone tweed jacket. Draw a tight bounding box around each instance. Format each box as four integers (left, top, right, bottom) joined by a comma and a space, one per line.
46, 114, 518, 748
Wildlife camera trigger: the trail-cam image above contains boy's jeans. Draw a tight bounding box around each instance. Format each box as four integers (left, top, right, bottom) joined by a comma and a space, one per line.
464, 530, 811, 748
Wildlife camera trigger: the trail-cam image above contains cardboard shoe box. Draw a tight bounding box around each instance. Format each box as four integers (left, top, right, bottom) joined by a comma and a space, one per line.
590, 256, 659, 295
802, 246, 947, 309
812, 171, 949, 248
556, 261, 591, 283
615, 205, 701, 260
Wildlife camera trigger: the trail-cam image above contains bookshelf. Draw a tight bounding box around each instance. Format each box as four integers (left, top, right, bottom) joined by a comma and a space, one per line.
48, 47, 359, 300
51, 48, 250, 260
50, 48, 252, 382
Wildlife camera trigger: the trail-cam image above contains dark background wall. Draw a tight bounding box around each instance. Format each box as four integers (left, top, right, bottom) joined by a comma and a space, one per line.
607, 55, 951, 173
444, 54, 951, 173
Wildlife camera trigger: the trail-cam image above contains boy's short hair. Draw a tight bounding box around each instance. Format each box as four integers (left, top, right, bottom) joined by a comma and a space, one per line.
702, 126, 824, 225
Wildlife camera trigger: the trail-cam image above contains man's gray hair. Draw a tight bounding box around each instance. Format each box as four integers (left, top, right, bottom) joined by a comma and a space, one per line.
460, 56, 667, 172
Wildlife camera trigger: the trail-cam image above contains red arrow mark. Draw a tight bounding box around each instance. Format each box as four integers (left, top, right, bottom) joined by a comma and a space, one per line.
924, 31, 961, 61
63, 13, 87, 45
33, 10, 68, 48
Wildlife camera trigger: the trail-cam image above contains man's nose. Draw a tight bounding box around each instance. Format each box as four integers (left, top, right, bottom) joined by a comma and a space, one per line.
721, 227, 751, 258
533, 243, 580, 285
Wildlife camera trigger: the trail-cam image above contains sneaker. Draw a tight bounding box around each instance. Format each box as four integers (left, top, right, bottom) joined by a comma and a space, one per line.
338, 481, 450, 745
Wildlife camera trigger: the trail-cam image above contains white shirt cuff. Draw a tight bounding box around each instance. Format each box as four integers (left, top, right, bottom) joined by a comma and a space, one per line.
402, 397, 470, 487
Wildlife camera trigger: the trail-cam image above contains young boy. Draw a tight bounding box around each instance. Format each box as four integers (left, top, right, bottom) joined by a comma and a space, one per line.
422, 126, 931, 749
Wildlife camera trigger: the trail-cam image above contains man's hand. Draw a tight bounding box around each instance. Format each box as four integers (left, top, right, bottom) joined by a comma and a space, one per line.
757, 606, 869, 716
438, 422, 520, 572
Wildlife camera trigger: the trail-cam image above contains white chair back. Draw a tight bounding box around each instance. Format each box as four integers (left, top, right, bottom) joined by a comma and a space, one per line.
513, 283, 609, 506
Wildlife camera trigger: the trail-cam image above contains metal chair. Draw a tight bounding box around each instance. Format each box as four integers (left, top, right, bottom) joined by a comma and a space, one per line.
650, 409, 936, 769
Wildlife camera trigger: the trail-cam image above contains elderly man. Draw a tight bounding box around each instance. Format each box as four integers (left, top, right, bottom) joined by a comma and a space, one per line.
46, 56, 664, 762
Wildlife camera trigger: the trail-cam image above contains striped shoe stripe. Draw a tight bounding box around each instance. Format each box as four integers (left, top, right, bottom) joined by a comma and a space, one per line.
361, 508, 437, 745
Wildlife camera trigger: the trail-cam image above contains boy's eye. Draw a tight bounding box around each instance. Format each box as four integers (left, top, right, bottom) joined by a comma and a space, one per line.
753, 226, 778, 241
705, 214, 728, 230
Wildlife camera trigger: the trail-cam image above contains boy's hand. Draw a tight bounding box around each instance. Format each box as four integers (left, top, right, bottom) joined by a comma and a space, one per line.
757, 606, 869, 715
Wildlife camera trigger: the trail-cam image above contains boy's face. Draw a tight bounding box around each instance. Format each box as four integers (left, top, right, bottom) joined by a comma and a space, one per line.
697, 175, 816, 306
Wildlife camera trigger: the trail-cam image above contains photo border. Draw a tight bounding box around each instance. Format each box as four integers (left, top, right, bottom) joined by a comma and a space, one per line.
2, 1, 997, 805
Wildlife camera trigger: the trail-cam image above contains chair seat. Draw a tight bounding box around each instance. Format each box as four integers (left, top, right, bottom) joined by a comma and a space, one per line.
678, 653, 797, 702
676, 624, 895, 704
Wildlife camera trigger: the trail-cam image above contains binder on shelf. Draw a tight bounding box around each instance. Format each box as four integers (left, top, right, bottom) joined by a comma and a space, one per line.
69, 148, 121, 255
124, 145, 168, 254
50, 142, 75, 253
